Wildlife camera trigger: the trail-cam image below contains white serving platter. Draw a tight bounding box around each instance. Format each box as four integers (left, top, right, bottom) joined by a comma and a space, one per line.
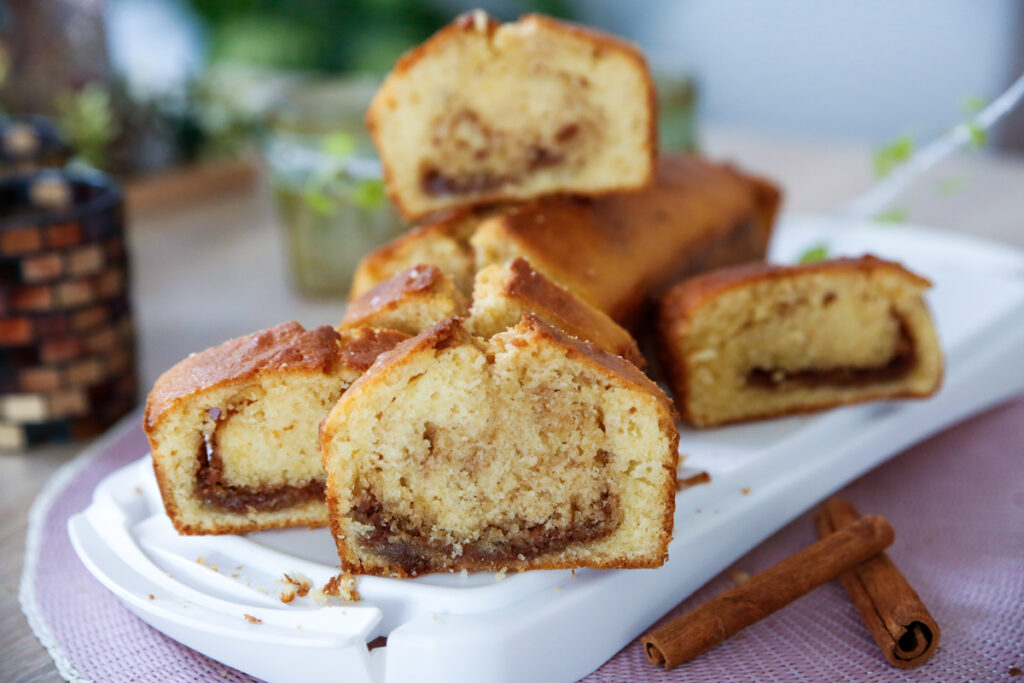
69, 215, 1024, 683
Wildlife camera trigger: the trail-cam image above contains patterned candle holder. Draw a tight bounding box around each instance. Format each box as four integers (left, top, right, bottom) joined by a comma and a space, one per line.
0, 169, 136, 450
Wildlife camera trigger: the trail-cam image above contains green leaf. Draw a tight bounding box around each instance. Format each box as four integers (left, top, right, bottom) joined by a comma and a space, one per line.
303, 187, 336, 216
798, 244, 829, 264
966, 121, 987, 149
876, 207, 909, 223
872, 135, 914, 179
937, 175, 965, 196
350, 178, 387, 210
323, 132, 355, 159
961, 94, 987, 115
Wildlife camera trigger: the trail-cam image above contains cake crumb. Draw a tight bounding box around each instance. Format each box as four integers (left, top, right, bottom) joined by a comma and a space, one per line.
231, 573, 239, 578
677, 471, 711, 491
134, 486, 143, 495
280, 588, 296, 604
322, 573, 361, 602
148, 594, 154, 600
555, 586, 562, 592
730, 570, 750, 584
742, 487, 751, 495
243, 614, 262, 624
433, 613, 441, 622
196, 557, 206, 565
283, 573, 311, 597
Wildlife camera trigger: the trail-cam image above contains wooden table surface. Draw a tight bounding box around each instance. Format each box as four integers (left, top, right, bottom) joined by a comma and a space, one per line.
3, 126, 1023, 682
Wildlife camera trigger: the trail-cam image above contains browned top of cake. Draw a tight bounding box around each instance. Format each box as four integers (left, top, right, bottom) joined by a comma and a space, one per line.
342, 264, 446, 326
477, 154, 781, 321
388, 11, 648, 92
662, 255, 933, 319
144, 322, 343, 431
477, 258, 645, 367
336, 327, 410, 372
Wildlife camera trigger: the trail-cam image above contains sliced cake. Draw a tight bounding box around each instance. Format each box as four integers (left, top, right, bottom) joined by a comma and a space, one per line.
657, 256, 944, 428
320, 315, 679, 577
339, 264, 468, 335
367, 11, 657, 220
349, 155, 781, 326
144, 322, 407, 534
468, 258, 644, 367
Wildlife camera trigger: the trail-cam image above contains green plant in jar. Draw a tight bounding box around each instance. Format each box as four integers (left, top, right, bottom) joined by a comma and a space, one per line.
266, 96, 406, 297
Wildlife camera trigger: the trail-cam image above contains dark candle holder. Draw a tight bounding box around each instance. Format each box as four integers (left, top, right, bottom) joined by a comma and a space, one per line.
0, 116, 72, 178
0, 169, 136, 450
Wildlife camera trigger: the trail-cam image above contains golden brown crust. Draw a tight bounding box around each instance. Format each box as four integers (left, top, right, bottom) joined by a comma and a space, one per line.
144, 322, 342, 433
341, 264, 458, 330
335, 327, 410, 373
661, 255, 932, 320
656, 256, 940, 427
475, 154, 781, 325
349, 212, 481, 299
479, 257, 646, 367
367, 11, 658, 221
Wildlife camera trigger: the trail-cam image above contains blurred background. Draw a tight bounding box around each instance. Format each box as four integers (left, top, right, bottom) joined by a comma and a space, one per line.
2, 0, 1023, 400
2, 0, 1022, 180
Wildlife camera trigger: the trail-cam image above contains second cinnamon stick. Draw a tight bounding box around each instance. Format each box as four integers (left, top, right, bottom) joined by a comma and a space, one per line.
643, 514, 894, 669
815, 498, 940, 668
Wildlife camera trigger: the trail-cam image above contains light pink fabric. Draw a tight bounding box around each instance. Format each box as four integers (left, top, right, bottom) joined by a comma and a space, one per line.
23, 398, 1024, 682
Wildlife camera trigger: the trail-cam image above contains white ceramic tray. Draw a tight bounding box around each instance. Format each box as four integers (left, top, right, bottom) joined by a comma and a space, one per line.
69, 216, 1024, 683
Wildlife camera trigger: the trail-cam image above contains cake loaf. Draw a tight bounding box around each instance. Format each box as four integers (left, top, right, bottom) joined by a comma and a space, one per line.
657, 256, 944, 427
350, 155, 781, 326
320, 315, 678, 577
144, 322, 407, 534
368, 11, 657, 220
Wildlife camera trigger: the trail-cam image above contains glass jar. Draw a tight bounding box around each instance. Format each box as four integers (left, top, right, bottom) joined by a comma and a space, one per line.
263, 79, 406, 298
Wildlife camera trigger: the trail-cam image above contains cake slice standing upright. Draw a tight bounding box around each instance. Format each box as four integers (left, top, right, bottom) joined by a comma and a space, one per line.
368, 11, 657, 220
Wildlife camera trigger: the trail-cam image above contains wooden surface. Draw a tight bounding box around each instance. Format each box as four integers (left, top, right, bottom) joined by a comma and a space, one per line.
3, 126, 1024, 682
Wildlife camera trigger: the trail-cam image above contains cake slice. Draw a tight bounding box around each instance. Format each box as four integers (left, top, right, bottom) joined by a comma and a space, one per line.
144, 322, 407, 534
368, 11, 656, 220
350, 211, 481, 298
320, 315, 679, 577
468, 258, 645, 367
657, 256, 944, 428
470, 155, 780, 325
349, 155, 781, 327
339, 264, 468, 335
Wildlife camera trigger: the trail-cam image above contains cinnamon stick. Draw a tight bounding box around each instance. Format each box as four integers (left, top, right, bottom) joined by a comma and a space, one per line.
643, 515, 894, 669
815, 498, 940, 668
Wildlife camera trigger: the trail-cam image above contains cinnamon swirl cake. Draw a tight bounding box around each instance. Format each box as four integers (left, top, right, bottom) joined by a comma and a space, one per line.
367, 11, 656, 220
320, 316, 678, 576
144, 322, 406, 534
657, 256, 943, 428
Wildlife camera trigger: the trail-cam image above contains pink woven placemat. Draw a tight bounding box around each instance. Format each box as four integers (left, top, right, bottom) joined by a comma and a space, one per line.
21, 400, 1024, 682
